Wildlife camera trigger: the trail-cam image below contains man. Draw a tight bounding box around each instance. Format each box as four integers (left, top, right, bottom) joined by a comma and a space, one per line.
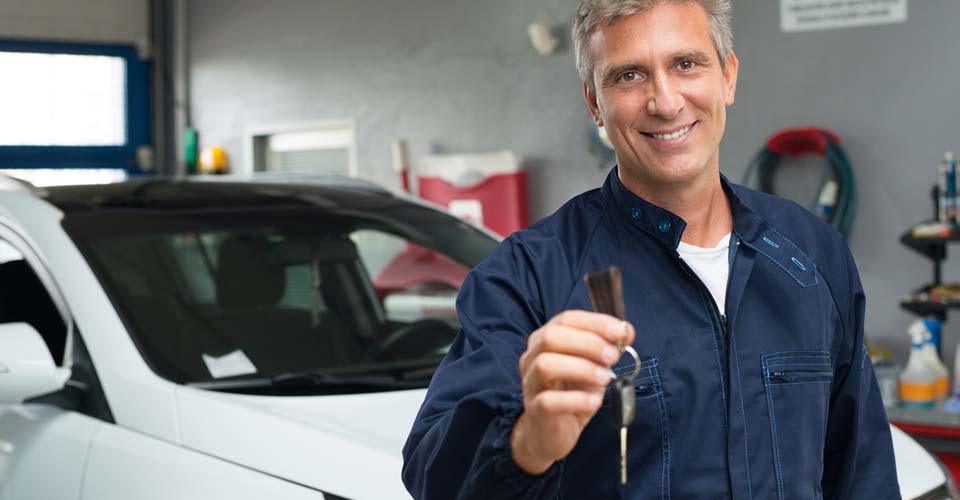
402, 0, 900, 498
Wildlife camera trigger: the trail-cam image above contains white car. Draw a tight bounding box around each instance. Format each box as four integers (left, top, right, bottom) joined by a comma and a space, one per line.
0, 174, 951, 499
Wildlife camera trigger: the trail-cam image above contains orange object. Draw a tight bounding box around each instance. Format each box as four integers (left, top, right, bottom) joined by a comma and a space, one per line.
199, 146, 229, 174
900, 380, 937, 407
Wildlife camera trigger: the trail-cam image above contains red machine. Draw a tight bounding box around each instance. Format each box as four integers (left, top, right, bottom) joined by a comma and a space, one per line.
375, 150, 528, 296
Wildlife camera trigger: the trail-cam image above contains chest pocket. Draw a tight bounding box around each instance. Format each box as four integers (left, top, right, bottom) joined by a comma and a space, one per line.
561, 355, 671, 500
600, 356, 670, 500
762, 351, 833, 500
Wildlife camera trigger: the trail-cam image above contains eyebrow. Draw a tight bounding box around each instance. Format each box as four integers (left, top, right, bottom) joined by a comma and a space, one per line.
672, 51, 713, 65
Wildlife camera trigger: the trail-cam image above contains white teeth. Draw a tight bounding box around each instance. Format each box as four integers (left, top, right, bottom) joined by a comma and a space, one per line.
651, 124, 693, 141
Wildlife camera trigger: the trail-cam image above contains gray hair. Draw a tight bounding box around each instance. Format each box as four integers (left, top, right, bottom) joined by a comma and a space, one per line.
573, 0, 733, 89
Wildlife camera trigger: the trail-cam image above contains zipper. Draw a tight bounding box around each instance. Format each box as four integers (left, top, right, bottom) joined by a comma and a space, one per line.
769, 370, 832, 383
720, 314, 729, 358
675, 256, 730, 431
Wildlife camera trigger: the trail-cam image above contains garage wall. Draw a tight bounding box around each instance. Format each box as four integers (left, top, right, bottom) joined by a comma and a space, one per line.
186, 0, 960, 359
187, 0, 605, 220
725, 1, 960, 363
0, 0, 149, 49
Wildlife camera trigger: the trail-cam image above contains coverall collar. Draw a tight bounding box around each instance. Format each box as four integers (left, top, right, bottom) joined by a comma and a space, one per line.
602, 166, 766, 250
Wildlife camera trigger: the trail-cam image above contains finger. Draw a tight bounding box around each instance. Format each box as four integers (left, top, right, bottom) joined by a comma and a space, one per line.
548, 310, 636, 346
523, 352, 613, 395
528, 323, 621, 367
529, 389, 604, 416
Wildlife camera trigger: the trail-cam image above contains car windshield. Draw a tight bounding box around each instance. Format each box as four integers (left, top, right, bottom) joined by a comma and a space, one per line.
61, 188, 497, 393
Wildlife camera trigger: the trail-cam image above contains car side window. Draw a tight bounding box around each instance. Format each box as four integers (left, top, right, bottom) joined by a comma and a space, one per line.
0, 237, 68, 366
351, 229, 470, 324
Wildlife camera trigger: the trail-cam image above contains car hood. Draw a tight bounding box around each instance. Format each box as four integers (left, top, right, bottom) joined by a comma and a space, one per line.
174, 385, 428, 500
890, 424, 947, 499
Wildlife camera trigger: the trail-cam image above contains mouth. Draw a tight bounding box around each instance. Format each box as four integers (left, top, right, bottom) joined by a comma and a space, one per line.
641, 121, 698, 142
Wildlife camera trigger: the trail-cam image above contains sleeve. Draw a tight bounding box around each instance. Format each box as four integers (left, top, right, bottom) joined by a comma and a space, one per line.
821, 241, 902, 499
401, 236, 570, 500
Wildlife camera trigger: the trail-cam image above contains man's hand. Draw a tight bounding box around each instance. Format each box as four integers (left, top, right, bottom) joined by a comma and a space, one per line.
510, 310, 635, 475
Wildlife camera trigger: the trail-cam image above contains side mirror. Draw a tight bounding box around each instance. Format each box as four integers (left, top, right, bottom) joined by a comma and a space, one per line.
0, 322, 70, 404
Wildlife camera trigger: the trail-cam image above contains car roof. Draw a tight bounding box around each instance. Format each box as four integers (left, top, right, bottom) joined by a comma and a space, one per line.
33, 175, 398, 214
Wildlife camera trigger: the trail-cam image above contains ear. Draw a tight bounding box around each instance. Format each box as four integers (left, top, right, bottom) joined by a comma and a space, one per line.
583, 82, 603, 127
722, 51, 739, 106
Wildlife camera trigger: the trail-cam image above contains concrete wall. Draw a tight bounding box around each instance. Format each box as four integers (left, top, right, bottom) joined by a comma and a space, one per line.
0, 0, 149, 49
725, 1, 960, 363
188, 0, 604, 216
186, 0, 960, 362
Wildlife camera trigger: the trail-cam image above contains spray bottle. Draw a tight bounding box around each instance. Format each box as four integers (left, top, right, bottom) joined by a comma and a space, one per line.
914, 319, 950, 401
901, 320, 940, 408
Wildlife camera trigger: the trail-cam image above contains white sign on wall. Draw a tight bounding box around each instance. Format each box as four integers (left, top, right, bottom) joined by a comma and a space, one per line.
781, 0, 907, 33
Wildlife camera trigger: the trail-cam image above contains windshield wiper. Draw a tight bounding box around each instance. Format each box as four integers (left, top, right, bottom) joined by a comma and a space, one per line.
187, 370, 425, 394
271, 370, 423, 389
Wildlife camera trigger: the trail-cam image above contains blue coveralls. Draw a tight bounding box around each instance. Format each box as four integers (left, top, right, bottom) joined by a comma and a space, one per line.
402, 168, 900, 499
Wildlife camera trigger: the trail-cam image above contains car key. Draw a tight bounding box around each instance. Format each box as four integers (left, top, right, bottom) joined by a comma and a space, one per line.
610, 372, 637, 484
609, 346, 640, 485
584, 266, 641, 485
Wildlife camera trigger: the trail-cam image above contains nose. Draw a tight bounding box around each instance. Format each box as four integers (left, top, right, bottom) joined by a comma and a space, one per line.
646, 72, 683, 119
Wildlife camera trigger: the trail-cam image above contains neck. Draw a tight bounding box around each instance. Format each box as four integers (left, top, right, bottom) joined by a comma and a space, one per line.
618, 166, 733, 248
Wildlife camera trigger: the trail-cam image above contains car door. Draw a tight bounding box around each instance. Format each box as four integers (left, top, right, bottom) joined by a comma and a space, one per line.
0, 227, 99, 500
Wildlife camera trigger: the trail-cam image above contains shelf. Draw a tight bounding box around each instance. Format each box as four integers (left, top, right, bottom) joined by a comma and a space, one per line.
900, 299, 950, 317
900, 221, 957, 260
888, 405, 960, 433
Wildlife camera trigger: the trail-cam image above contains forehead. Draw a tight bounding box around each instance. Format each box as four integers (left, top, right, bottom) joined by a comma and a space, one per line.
590, 2, 716, 68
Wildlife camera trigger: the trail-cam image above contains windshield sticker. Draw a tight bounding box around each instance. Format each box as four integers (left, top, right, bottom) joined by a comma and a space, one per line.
202, 350, 258, 379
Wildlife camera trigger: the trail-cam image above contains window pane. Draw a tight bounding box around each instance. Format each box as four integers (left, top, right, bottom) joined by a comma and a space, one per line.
267, 148, 350, 175
0, 51, 126, 146
67, 204, 497, 387
0, 168, 127, 186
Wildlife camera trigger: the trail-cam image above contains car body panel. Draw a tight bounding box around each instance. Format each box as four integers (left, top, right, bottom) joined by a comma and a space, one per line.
175, 386, 425, 499
891, 424, 947, 499
82, 419, 324, 500
0, 405, 99, 500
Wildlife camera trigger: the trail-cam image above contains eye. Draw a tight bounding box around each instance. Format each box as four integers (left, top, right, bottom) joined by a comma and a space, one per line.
618, 71, 640, 82
678, 60, 697, 70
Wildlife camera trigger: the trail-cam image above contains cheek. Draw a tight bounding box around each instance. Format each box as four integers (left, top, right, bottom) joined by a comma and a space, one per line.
600, 90, 643, 120
682, 79, 727, 114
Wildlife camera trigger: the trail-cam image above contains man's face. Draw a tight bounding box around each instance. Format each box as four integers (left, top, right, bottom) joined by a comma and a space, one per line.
584, 2, 739, 189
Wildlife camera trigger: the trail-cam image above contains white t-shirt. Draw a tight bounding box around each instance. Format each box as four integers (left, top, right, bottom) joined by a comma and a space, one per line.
677, 233, 731, 314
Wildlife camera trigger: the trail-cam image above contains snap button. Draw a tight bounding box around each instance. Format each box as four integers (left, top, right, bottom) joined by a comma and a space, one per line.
658, 220, 671, 233
631, 208, 642, 219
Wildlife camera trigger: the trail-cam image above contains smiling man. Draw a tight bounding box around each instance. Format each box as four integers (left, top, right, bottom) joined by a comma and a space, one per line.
402, 1, 900, 499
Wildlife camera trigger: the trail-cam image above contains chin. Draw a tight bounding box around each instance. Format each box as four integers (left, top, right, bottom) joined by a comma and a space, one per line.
647, 161, 710, 186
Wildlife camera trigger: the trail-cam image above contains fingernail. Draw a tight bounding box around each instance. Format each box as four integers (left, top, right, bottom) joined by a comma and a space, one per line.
602, 345, 619, 364
589, 393, 602, 407
596, 367, 614, 383
606, 321, 628, 342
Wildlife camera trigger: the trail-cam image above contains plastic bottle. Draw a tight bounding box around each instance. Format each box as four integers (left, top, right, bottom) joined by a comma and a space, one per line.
900, 320, 940, 408
913, 320, 950, 401
945, 151, 957, 224
944, 345, 960, 413
939, 157, 949, 223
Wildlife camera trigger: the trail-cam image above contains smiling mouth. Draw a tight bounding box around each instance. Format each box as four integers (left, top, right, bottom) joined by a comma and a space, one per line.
642, 122, 698, 141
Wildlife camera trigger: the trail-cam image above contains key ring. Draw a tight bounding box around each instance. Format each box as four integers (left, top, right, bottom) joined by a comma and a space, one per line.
610, 344, 642, 381
623, 345, 642, 379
